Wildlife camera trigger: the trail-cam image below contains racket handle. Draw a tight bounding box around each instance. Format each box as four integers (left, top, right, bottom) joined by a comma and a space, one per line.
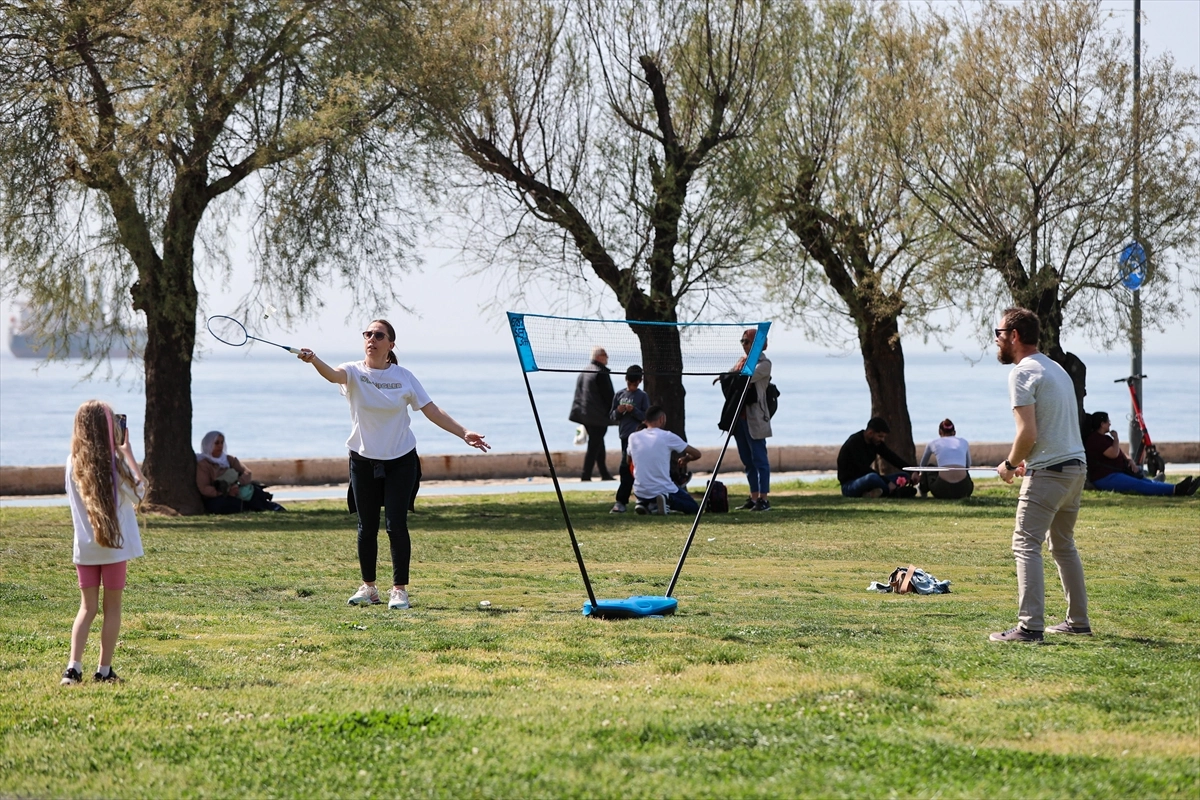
286, 346, 301, 354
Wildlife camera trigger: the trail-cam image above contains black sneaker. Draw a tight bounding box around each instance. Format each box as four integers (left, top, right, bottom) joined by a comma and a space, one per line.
60, 667, 82, 686
988, 625, 1043, 643
1046, 621, 1093, 636
93, 669, 123, 683
738, 499, 756, 510
634, 502, 649, 515
753, 498, 771, 511
1173, 476, 1196, 496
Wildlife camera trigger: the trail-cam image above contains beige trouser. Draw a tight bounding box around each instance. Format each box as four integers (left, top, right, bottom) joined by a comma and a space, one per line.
1012, 465, 1089, 632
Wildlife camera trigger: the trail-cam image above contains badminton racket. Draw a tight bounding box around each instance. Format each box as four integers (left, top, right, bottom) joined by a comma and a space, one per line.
206, 315, 300, 354
904, 466, 1000, 472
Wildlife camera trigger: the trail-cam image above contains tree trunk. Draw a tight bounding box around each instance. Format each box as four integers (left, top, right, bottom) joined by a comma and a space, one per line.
859, 313, 915, 466
629, 321, 687, 441
140, 295, 202, 514
997, 251, 1089, 433
133, 191, 205, 515
779, 183, 915, 463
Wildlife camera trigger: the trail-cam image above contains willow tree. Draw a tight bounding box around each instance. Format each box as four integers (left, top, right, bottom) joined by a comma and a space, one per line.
754, 0, 952, 462
886, 0, 1200, 408
0, 0, 421, 512
399, 0, 784, 438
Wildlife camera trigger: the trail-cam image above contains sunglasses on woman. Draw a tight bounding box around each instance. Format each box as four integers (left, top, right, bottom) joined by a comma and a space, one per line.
362, 330, 389, 341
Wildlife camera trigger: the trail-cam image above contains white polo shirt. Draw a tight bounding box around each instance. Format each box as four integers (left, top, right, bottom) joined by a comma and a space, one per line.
339, 361, 432, 460
628, 427, 689, 499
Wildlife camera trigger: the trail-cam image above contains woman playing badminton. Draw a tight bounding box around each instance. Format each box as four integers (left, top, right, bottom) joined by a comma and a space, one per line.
297, 319, 490, 610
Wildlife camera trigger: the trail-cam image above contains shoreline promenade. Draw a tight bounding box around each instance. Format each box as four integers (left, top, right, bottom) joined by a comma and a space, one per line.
4, 442, 1198, 497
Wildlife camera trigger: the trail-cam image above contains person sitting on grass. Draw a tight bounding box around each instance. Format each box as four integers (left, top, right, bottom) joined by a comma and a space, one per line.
837, 416, 915, 498
917, 418, 974, 499
1084, 412, 1197, 497
196, 431, 284, 513
627, 406, 701, 515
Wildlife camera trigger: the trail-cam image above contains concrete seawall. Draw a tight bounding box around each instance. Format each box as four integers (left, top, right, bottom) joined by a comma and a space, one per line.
4, 442, 1198, 496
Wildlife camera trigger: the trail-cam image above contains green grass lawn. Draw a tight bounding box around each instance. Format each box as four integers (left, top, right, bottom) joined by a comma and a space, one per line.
2, 479, 1198, 798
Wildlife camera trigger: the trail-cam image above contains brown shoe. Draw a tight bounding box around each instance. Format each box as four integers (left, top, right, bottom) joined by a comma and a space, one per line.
1046, 621, 1092, 636
989, 625, 1043, 643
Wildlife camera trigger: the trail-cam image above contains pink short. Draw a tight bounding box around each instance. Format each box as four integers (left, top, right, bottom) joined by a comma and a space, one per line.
76, 561, 128, 590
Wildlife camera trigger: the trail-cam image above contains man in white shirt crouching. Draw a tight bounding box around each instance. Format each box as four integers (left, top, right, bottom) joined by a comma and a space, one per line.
627, 406, 702, 515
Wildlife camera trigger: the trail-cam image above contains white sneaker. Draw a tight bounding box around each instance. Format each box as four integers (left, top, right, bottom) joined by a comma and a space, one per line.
388, 587, 410, 610
654, 496, 668, 515
610, 502, 626, 513
347, 584, 381, 606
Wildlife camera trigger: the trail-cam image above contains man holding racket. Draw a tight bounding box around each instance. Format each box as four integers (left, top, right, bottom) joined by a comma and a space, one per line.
990, 308, 1091, 642
297, 319, 489, 610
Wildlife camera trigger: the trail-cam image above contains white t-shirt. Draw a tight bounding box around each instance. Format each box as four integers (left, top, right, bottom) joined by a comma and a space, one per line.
1008, 353, 1086, 470
338, 361, 432, 460
920, 436, 971, 483
628, 427, 689, 499
66, 459, 144, 566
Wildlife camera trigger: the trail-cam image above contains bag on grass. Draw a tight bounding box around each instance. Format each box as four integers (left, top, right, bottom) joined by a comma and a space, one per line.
705, 480, 729, 513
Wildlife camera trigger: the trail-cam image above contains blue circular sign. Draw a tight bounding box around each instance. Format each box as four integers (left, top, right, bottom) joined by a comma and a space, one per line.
1119, 241, 1146, 291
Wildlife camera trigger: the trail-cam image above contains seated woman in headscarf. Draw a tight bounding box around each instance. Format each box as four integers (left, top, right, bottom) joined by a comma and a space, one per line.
195, 431, 284, 513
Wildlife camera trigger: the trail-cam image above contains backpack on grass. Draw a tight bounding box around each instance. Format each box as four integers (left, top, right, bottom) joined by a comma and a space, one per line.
705, 480, 729, 513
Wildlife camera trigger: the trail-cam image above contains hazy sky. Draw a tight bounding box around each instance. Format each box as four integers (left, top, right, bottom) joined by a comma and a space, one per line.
5, 0, 1199, 359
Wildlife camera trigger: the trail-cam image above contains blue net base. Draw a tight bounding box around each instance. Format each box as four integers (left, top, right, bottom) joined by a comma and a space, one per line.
582, 595, 678, 619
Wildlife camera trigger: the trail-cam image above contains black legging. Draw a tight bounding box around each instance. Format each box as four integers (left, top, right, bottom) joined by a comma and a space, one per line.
349, 449, 420, 586
582, 424, 610, 479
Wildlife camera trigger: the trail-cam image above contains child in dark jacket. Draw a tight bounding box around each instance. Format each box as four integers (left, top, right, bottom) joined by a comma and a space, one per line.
609, 365, 650, 513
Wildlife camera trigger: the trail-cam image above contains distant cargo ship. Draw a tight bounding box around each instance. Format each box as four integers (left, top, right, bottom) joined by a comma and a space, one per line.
7, 307, 142, 359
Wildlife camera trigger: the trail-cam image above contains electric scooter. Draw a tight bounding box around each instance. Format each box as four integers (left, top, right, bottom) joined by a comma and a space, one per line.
1115, 374, 1167, 478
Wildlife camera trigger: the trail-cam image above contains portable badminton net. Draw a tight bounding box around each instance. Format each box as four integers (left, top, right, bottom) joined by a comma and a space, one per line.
507, 312, 770, 619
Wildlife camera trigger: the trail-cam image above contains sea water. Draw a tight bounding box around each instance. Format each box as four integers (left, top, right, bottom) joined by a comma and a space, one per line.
1, 348, 1196, 467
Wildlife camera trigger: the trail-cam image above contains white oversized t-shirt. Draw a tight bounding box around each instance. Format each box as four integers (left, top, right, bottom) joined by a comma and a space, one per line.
66, 459, 144, 566
338, 361, 432, 460
628, 427, 689, 499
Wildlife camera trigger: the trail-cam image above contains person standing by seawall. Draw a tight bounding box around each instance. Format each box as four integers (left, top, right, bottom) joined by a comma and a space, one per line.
917, 419, 974, 499
569, 346, 615, 482
61, 401, 145, 685
730, 329, 772, 511
298, 320, 490, 610
609, 364, 650, 513
991, 308, 1092, 642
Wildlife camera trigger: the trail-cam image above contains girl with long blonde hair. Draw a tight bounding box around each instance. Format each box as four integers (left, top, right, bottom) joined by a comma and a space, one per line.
60, 400, 145, 685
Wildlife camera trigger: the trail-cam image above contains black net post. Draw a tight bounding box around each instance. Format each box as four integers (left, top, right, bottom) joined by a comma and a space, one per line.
665, 374, 753, 598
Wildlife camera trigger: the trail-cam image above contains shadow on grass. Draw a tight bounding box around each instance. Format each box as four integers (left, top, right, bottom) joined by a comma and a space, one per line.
17, 484, 1185, 542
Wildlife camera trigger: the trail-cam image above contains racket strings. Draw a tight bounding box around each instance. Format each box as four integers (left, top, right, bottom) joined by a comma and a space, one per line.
207, 316, 250, 346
